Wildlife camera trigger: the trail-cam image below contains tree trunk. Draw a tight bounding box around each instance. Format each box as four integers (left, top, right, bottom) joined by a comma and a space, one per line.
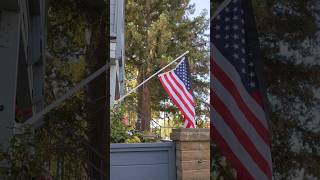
136, 0, 152, 132
136, 66, 151, 131
84, 12, 108, 180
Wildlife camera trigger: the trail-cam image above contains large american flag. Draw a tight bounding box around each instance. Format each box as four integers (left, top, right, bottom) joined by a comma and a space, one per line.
158, 56, 196, 128
211, 0, 272, 179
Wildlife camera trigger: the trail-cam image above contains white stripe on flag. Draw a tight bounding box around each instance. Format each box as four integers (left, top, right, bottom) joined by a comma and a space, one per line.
211, 108, 269, 180
159, 74, 194, 122
183, 118, 195, 128
211, 75, 272, 168
171, 72, 194, 103
211, 45, 268, 128
167, 72, 195, 114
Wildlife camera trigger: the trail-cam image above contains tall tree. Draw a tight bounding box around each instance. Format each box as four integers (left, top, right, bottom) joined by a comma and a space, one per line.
125, 0, 209, 131
0, 0, 109, 178
81, 1, 108, 178
256, 0, 320, 178
47, 0, 109, 178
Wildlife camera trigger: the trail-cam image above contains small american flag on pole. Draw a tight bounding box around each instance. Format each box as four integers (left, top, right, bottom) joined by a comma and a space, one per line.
211, 0, 272, 179
158, 56, 196, 128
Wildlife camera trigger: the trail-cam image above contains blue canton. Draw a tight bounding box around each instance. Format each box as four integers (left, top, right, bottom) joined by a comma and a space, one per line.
211, 0, 260, 94
174, 58, 192, 91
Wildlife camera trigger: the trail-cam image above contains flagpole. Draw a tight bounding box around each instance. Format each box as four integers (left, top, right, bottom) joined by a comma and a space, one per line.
114, 51, 190, 104
19, 64, 108, 128
211, 0, 232, 21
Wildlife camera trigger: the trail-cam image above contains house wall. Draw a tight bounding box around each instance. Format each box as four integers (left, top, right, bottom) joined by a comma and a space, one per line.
0, 0, 47, 146
110, 0, 125, 106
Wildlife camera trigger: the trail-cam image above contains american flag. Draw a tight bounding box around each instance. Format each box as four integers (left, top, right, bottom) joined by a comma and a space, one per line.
158, 56, 196, 128
211, 0, 272, 179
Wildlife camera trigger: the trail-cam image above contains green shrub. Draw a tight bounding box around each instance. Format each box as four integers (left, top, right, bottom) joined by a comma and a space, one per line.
111, 105, 160, 143
111, 105, 131, 143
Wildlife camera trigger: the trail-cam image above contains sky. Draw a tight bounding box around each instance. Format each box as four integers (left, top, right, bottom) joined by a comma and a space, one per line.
189, 0, 210, 19
189, 0, 210, 37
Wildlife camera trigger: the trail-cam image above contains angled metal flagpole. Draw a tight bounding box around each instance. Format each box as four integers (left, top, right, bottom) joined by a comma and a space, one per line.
17, 64, 108, 129
211, 0, 233, 21
17, 51, 189, 128
114, 51, 189, 104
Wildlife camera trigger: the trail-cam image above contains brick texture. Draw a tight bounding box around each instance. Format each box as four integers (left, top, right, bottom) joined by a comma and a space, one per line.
170, 128, 210, 180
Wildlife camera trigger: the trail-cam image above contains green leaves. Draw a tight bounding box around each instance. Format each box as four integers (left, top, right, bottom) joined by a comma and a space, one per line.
124, 0, 209, 129
148, 12, 172, 57
111, 105, 130, 143
252, 0, 320, 178
0, 126, 44, 179
111, 105, 160, 143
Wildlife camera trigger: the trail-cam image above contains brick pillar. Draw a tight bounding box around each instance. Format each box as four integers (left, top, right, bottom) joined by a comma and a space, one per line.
170, 128, 210, 180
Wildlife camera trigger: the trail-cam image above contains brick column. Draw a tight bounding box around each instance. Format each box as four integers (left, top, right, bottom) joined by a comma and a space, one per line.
170, 128, 210, 180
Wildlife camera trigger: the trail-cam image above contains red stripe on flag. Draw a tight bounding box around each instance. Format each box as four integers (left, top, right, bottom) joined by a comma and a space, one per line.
163, 73, 195, 116
168, 72, 195, 105
211, 126, 255, 180
211, 91, 272, 178
159, 74, 195, 127
251, 91, 264, 109
186, 121, 191, 128
212, 61, 270, 145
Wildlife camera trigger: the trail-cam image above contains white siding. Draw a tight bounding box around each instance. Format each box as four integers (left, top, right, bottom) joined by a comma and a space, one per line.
110, 0, 125, 106
110, 0, 117, 37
